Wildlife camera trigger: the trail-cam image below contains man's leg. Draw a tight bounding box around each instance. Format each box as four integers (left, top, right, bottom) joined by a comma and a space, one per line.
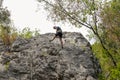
59, 38, 63, 48
50, 35, 56, 42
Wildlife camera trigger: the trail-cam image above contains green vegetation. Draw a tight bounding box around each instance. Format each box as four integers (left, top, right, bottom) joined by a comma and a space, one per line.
0, 7, 14, 46
92, 42, 120, 80
0, 6, 40, 46
0, 25, 40, 45
18, 27, 40, 39
5, 62, 10, 70
92, 0, 120, 79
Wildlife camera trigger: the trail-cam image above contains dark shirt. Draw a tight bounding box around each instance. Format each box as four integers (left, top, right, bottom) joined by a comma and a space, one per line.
55, 26, 63, 38
56, 26, 62, 33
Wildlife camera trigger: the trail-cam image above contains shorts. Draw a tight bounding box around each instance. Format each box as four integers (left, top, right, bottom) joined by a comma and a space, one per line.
55, 32, 63, 38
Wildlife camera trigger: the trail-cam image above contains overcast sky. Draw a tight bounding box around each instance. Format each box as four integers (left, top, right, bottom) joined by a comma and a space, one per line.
2, 0, 89, 38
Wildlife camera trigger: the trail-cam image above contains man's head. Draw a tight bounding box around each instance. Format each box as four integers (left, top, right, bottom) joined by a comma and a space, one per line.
53, 26, 57, 29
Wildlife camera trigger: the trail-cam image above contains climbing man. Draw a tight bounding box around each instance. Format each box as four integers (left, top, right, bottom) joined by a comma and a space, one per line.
49, 26, 63, 49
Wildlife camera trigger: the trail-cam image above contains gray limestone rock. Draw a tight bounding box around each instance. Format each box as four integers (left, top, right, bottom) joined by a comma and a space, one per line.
0, 32, 101, 80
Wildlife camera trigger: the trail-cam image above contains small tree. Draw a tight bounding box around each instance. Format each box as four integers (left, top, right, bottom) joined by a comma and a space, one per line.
0, 6, 12, 45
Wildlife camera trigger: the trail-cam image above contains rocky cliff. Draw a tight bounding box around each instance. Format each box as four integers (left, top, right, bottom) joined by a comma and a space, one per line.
0, 32, 101, 80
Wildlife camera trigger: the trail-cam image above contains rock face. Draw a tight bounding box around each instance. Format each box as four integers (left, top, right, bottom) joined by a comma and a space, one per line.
0, 32, 101, 80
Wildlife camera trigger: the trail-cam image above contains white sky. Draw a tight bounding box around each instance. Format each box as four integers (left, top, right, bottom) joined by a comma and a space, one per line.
2, 0, 89, 38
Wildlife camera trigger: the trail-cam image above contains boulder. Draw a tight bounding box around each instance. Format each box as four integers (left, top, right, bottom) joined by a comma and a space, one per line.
0, 32, 101, 80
